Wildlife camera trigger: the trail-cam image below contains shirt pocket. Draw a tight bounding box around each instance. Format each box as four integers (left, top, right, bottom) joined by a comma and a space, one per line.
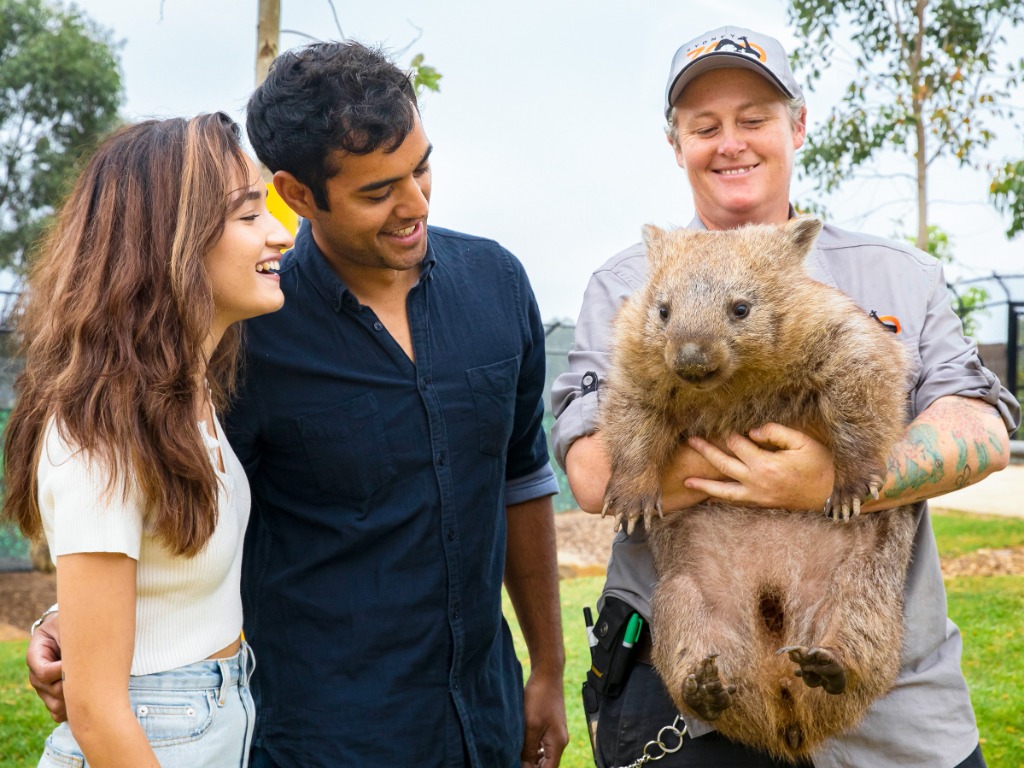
296, 394, 398, 500
466, 356, 520, 457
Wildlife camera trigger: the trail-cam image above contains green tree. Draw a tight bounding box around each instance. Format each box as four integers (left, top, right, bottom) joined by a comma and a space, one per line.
990, 159, 1024, 239
0, 0, 123, 271
787, 0, 1024, 251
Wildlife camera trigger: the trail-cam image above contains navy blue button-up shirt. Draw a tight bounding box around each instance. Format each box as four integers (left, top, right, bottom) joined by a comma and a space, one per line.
224, 222, 558, 768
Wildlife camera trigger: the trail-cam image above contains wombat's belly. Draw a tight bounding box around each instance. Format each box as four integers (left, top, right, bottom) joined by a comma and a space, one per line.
646, 503, 917, 761
650, 505, 894, 597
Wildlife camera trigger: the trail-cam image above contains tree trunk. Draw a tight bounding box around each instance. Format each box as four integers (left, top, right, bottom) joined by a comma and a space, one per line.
255, 0, 280, 182
914, 0, 929, 251
255, 0, 280, 87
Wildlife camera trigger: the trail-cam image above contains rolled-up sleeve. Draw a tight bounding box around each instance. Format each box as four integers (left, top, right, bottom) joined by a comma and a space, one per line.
915, 264, 1021, 432
551, 248, 645, 469
505, 256, 560, 503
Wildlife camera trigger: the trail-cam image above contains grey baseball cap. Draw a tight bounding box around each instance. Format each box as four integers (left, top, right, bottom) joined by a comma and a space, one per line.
664, 26, 804, 116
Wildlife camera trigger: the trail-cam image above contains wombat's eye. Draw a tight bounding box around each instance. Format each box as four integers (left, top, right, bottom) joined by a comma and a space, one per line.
659, 305, 670, 321
732, 302, 750, 319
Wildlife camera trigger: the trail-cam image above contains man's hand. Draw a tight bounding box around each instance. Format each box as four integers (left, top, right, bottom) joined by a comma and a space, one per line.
683, 423, 834, 511
520, 670, 568, 767
27, 612, 66, 722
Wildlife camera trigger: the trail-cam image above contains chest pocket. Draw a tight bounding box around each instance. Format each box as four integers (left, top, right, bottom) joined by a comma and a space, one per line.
466, 357, 520, 457
296, 394, 397, 500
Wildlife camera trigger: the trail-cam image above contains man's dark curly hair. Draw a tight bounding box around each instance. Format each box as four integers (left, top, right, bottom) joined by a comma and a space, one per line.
247, 41, 419, 211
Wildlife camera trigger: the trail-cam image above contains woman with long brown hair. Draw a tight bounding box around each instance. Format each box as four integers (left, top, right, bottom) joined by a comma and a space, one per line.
2, 112, 292, 767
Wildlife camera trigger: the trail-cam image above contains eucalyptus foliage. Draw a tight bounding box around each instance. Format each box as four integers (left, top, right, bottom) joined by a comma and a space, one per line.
991, 159, 1024, 239
0, 0, 123, 271
409, 53, 443, 95
787, 0, 1024, 249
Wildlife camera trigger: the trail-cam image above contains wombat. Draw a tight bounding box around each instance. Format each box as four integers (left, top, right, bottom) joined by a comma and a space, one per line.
599, 217, 917, 762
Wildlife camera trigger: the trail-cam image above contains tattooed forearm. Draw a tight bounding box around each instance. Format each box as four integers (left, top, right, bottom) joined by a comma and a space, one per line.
952, 434, 972, 489
874, 396, 1010, 507
883, 422, 944, 499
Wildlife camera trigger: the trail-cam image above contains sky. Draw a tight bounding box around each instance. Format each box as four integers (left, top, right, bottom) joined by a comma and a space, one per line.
64, 0, 1024, 341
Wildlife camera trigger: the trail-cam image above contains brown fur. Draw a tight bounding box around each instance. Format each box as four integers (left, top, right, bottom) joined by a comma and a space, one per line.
599, 218, 916, 762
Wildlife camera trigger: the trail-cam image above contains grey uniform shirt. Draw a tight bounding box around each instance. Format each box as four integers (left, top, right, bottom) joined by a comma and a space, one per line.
551, 216, 1021, 768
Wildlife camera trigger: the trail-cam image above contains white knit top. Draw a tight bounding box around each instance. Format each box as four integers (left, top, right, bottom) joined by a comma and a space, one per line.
37, 413, 251, 675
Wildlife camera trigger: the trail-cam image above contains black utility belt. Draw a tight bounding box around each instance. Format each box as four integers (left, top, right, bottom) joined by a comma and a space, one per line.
584, 596, 647, 698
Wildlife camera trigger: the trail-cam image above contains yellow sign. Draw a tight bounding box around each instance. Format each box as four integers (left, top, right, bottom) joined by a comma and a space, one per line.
266, 182, 298, 235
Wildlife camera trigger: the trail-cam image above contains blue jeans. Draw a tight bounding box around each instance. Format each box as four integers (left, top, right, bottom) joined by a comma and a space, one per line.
39, 643, 256, 768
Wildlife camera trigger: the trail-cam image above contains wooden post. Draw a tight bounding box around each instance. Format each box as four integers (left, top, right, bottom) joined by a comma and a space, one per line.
255, 0, 280, 182
255, 0, 280, 87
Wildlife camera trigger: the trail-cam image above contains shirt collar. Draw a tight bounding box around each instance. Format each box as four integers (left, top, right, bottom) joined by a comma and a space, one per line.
292, 220, 438, 312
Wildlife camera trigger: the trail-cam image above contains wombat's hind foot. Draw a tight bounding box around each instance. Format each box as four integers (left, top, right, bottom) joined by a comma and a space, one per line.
682, 654, 736, 721
778, 645, 847, 694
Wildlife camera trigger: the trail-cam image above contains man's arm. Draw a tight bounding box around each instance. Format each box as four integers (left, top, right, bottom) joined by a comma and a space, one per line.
682, 396, 1009, 512
867, 395, 1009, 509
504, 494, 568, 767
565, 432, 723, 515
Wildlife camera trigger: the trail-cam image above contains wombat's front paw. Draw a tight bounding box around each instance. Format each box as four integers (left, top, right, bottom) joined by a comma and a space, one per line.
682, 654, 736, 721
602, 478, 663, 534
778, 645, 847, 695
825, 474, 883, 521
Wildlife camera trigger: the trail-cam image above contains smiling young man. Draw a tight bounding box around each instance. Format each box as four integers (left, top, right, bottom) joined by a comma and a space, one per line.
25, 41, 568, 768
230, 42, 568, 768
552, 25, 1019, 768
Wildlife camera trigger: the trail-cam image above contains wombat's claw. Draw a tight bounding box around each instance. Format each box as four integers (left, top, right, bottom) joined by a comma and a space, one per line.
827, 494, 863, 522
613, 513, 640, 535
778, 645, 847, 695
682, 654, 735, 721
642, 501, 663, 531
868, 477, 882, 500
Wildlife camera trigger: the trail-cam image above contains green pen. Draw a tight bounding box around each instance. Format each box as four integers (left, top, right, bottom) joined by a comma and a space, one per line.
622, 613, 643, 648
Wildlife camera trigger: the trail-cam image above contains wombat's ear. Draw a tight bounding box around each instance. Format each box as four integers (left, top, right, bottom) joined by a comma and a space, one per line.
783, 216, 823, 257
642, 224, 668, 265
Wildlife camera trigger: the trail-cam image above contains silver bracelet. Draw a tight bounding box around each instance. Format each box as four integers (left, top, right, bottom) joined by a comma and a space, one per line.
30, 603, 59, 636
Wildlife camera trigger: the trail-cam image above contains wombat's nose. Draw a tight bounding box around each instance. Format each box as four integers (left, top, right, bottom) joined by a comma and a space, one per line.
673, 343, 719, 382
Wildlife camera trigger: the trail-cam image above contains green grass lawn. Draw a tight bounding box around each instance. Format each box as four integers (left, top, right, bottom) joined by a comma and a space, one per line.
0, 640, 55, 768
2, 510, 1022, 768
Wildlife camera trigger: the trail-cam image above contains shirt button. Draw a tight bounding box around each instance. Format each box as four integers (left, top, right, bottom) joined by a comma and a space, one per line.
452, 606, 461, 619
373, 321, 384, 331
447, 529, 456, 541
437, 453, 446, 466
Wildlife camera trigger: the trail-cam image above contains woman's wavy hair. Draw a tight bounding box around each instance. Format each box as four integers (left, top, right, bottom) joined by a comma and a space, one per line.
2, 112, 254, 556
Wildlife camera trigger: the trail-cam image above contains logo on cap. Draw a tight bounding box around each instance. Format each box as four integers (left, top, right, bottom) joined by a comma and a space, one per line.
687, 35, 767, 64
